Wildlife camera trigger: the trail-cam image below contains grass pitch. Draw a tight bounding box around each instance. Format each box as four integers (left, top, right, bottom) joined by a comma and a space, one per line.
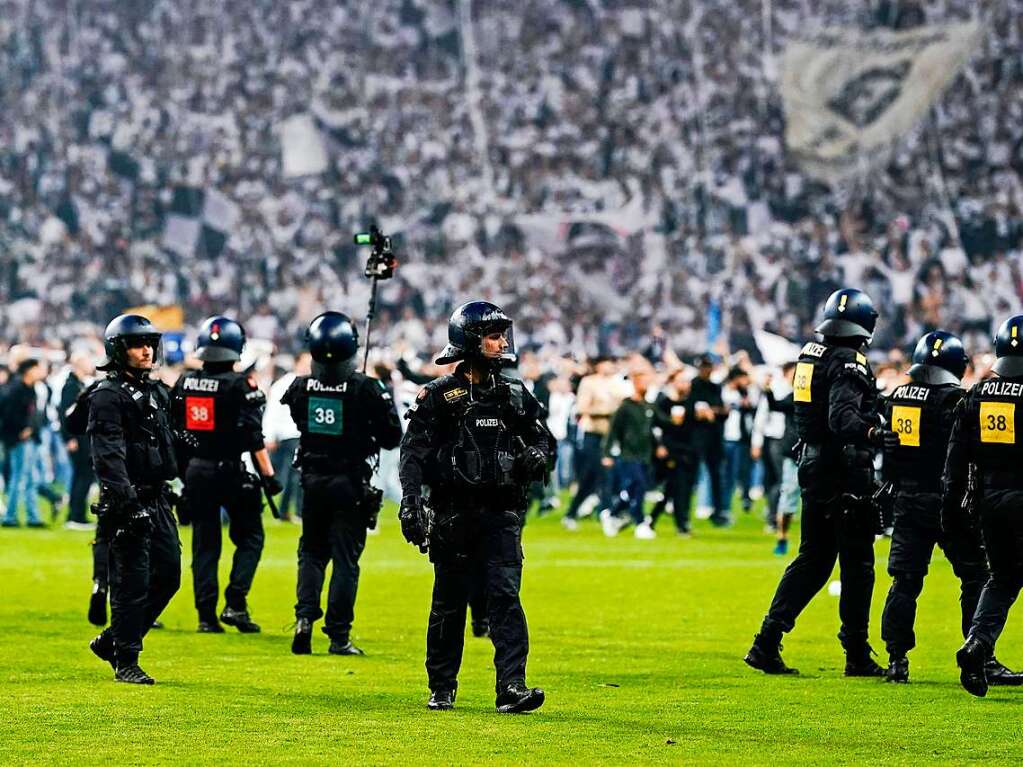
2, 499, 1023, 765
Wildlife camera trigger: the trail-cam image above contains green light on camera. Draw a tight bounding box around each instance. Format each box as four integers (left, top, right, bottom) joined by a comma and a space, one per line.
354, 233, 372, 245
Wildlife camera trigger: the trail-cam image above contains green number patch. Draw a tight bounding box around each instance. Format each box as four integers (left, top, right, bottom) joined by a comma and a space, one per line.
308, 396, 343, 436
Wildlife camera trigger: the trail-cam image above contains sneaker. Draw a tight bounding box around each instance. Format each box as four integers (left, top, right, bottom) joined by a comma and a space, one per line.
427, 689, 456, 711
26, 520, 47, 529
292, 618, 312, 655
599, 509, 620, 538
561, 517, 579, 532
885, 655, 909, 683
577, 495, 598, 519
88, 582, 108, 627
115, 664, 155, 685
744, 634, 798, 675
496, 683, 545, 714
90, 634, 116, 671
328, 639, 365, 656
65, 520, 96, 531
957, 637, 990, 697
773, 540, 789, 556
220, 606, 261, 633
634, 522, 656, 540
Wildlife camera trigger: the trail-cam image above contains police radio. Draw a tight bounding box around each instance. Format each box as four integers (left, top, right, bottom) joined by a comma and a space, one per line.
354, 225, 399, 372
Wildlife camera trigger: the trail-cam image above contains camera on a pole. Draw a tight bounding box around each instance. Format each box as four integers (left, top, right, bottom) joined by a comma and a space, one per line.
354, 226, 397, 280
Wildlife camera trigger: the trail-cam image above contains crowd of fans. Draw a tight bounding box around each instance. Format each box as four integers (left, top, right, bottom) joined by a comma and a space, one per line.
0, 1, 1022, 363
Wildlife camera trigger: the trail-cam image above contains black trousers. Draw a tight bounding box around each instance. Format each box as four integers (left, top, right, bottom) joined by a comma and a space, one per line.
426, 504, 529, 693
294, 472, 367, 641
651, 455, 697, 532
969, 488, 1023, 648
761, 451, 875, 648
97, 497, 180, 666
565, 432, 608, 519
881, 491, 986, 656
67, 447, 95, 524
92, 535, 110, 588
185, 461, 264, 619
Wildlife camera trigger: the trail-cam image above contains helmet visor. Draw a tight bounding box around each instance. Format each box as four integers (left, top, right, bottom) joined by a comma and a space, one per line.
477, 324, 517, 365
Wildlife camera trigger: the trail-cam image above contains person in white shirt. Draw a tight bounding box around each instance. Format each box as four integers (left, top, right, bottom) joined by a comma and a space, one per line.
263, 353, 311, 521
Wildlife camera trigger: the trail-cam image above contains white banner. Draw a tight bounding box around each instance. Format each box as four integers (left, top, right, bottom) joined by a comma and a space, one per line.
781, 22, 981, 184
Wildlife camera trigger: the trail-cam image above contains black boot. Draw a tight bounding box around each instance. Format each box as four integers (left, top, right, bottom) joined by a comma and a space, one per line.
88, 582, 107, 627
197, 617, 225, 633
744, 633, 798, 675
956, 637, 990, 697
292, 618, 312, 655
884, 654, 909, 683
844, 643, 885, 677
985, 656, 1023, 687
115, 663, 155, 685
89, 633, 116, 672
220, 606, 261, 633
496, 682, 545, 714
427, 689, 456, 711
328, 639, 365, 656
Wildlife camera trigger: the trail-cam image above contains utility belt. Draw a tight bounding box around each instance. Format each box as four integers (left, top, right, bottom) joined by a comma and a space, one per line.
190, 457, 244, 474
297, 451, 369, 477
980, 469, 1023, 491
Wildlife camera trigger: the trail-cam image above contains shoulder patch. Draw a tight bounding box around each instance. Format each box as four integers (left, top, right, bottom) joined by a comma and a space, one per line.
443, 387, 468, 402
856, 352, 867, 365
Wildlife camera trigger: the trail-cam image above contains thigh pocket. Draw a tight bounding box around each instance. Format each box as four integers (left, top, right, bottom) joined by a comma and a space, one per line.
488, 515, 524, 566
429, 515, 467, 565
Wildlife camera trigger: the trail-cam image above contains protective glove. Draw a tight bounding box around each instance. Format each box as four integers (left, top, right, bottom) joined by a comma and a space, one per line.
261, 475, 284, 496
399, 495, 430, 552
516, 446, 548, 480
867, 426, 901, 451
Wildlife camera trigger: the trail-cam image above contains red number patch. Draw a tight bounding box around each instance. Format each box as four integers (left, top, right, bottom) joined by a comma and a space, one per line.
185, 396, 216, 431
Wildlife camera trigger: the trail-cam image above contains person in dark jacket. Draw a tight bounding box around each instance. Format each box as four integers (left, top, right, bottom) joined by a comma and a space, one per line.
61, 351, 98, 528
650, 368, 698, 535
1, 359, 46, 528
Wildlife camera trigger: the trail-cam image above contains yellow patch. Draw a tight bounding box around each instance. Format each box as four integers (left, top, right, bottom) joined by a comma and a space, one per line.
856, 352, 867, 365
443, 387, 468, 402
793, 362, 814, 403
891, 405, 921, 447
980, 401, 1016, 445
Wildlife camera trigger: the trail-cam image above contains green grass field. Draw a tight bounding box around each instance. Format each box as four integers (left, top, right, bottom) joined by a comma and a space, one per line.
3, 499, 1023, 765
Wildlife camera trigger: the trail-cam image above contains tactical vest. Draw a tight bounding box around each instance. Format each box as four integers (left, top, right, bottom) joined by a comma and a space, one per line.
176, 370, 244, 459
885, 382, 960, 489
969, 377, 1023, 473
290, 374, 376, 470
442, 378, 525, 490
95, 377, 177, 485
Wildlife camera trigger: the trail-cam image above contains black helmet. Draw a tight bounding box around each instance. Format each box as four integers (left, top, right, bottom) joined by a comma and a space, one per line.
195, 316, 246, 363
815, 288, 878, 341
100, 314, 162, 371
306, 311, 359, 381
993, 315, 1023, 377
435, 300, 516, 366
908, 330, 968, 385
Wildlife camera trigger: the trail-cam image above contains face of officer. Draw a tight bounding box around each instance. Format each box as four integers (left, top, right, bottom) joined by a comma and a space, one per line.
124, 340, 156, 371
481, 331, 509, 359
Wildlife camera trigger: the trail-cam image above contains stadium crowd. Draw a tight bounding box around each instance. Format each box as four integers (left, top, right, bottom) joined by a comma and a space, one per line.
0, 0, 1022, 362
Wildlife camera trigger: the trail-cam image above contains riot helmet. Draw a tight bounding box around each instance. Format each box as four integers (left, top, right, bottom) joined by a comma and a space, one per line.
306, 311, 359, 382
99, 314, 163, 372
195, 316, 246, 363
435, 301, 516, 367
993, 315, 1023, 377
815, 288, 878, 342
908, 330, 969, 385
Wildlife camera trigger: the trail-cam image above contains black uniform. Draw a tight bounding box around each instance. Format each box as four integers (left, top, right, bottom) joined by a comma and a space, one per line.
399, 366, 555, 694
83, 372, 181, 668
758, 341, 881, 652
60, 372, 96, 525
282, 372, 401, 643
650, 390, 698, 533
944, 376, 1023, 650
172, 368, 267, 622
880, 378, 986, 656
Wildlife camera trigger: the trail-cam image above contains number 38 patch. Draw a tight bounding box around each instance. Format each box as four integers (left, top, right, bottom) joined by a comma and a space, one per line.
979, 401, 1015, 445
185, 396, 216, 431
891, 405, 921, 447
309, 396, 343, 436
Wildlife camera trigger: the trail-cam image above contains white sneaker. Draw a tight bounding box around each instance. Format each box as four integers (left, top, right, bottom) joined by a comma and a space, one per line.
64, 520, 96, 531
600, 509, 620, 538
695, 505, 713, 520
634, 522, 656, 540
578, 495, 598, 519
561, 517, 579, 532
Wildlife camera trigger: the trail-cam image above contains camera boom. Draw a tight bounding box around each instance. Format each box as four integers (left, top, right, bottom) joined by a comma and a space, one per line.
353, 225, 399, 372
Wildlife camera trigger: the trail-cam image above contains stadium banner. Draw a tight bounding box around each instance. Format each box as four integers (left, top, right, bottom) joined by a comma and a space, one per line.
781, 22, 981, 184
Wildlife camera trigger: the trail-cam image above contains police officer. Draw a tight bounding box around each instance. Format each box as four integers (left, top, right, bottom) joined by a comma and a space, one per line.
398, 301, 555, 713
946, 315, 1023, 696
283, 312, 402, 655
172, 316, 281, 634
880, 331, 1022, 684
745, 288, 894, 676
80, 315, 181, 684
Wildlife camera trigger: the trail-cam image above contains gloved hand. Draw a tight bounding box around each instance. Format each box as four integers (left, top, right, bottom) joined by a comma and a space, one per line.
261, 475, 284, 496
399, 495, 430, 552
868, 427, 901, 451
516, 446, 548, 480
